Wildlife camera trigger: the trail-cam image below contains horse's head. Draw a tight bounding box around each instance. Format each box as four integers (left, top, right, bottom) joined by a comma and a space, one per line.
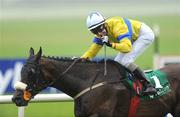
12, 47, 50, 106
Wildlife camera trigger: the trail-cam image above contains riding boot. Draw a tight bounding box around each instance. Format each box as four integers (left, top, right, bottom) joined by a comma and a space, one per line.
133, 67, 157, 95
127, 63, 157, 95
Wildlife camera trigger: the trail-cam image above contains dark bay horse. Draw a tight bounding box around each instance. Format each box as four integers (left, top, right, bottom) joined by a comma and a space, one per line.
12, 48, 180, 117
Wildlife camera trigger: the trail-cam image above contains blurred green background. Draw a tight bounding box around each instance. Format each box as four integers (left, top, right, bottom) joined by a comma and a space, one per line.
0, 0, 180, 117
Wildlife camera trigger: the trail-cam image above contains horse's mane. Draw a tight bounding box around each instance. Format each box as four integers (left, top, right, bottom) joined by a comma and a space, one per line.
42, 55, 113, 64
42, 55, 126, 75
42, 55, 74, 61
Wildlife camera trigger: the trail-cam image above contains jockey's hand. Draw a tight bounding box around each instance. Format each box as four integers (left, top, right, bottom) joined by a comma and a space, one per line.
102, 36, 112, 47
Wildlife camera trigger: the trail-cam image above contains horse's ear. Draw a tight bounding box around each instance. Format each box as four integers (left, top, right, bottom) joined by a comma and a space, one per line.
35, 47, 42, 63
29, 47, 34, 58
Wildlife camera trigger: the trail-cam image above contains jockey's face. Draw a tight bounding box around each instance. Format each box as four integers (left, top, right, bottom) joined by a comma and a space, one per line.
90, 24, 107, 38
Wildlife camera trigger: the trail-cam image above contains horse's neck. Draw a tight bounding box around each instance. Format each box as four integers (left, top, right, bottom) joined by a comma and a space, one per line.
48, 60, 95, 97
45, 59, 126, 98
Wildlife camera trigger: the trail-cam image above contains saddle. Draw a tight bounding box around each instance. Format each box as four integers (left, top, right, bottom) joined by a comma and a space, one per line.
125, 70, 171, 100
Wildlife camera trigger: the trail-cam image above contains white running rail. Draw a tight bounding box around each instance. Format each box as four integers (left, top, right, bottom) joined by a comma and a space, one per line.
0, 94, 73, 117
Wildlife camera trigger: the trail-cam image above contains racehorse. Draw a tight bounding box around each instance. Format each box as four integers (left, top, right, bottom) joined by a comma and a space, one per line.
12, 47, 180, 117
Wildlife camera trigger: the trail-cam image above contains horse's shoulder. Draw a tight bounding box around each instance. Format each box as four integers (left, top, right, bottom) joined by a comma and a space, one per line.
107, 59, 128, 76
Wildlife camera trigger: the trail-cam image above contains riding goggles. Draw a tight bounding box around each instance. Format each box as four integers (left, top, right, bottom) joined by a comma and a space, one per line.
90, 25, 105, 34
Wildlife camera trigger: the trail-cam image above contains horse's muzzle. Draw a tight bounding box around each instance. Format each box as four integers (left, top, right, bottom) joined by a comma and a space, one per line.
12, 90, 28, 106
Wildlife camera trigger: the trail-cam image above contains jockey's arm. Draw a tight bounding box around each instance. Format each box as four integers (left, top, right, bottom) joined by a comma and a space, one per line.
106, 18, 133, 53
81, 43, 102, 59
111, 38, 132, 53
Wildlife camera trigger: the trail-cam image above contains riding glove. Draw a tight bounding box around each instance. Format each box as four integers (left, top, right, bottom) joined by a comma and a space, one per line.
102, 36, 112, 47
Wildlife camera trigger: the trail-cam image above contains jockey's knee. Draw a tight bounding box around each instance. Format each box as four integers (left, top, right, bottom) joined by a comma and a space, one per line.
147, 32, 155, 43
140, 32, 154, 45
140, 23, 155, 44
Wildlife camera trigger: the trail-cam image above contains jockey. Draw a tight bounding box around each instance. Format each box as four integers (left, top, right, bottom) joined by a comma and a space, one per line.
81, 11, 157, 95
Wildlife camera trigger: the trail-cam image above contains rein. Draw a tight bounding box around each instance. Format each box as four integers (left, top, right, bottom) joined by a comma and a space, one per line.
23, 58, 129, 100
52, 58, 129, 100
59, 58, 79, 77
49, 58, 79, 86
15, 58, 80, 100
44, 58, 128, 100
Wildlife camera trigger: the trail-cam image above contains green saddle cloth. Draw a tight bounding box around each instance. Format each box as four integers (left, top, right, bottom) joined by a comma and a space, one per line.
126, 70, 171, 100
142, 70, 171, 100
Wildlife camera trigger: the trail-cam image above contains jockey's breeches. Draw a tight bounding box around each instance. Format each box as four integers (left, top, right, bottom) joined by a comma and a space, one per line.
114, 23, 155, 68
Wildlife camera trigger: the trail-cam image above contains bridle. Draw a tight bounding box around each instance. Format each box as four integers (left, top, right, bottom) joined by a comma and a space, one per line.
23, 61, 50, 96
24, 58, 80, 97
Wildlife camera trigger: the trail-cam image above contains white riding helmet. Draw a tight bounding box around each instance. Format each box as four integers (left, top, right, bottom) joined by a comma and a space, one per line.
86, 11, 105, 30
